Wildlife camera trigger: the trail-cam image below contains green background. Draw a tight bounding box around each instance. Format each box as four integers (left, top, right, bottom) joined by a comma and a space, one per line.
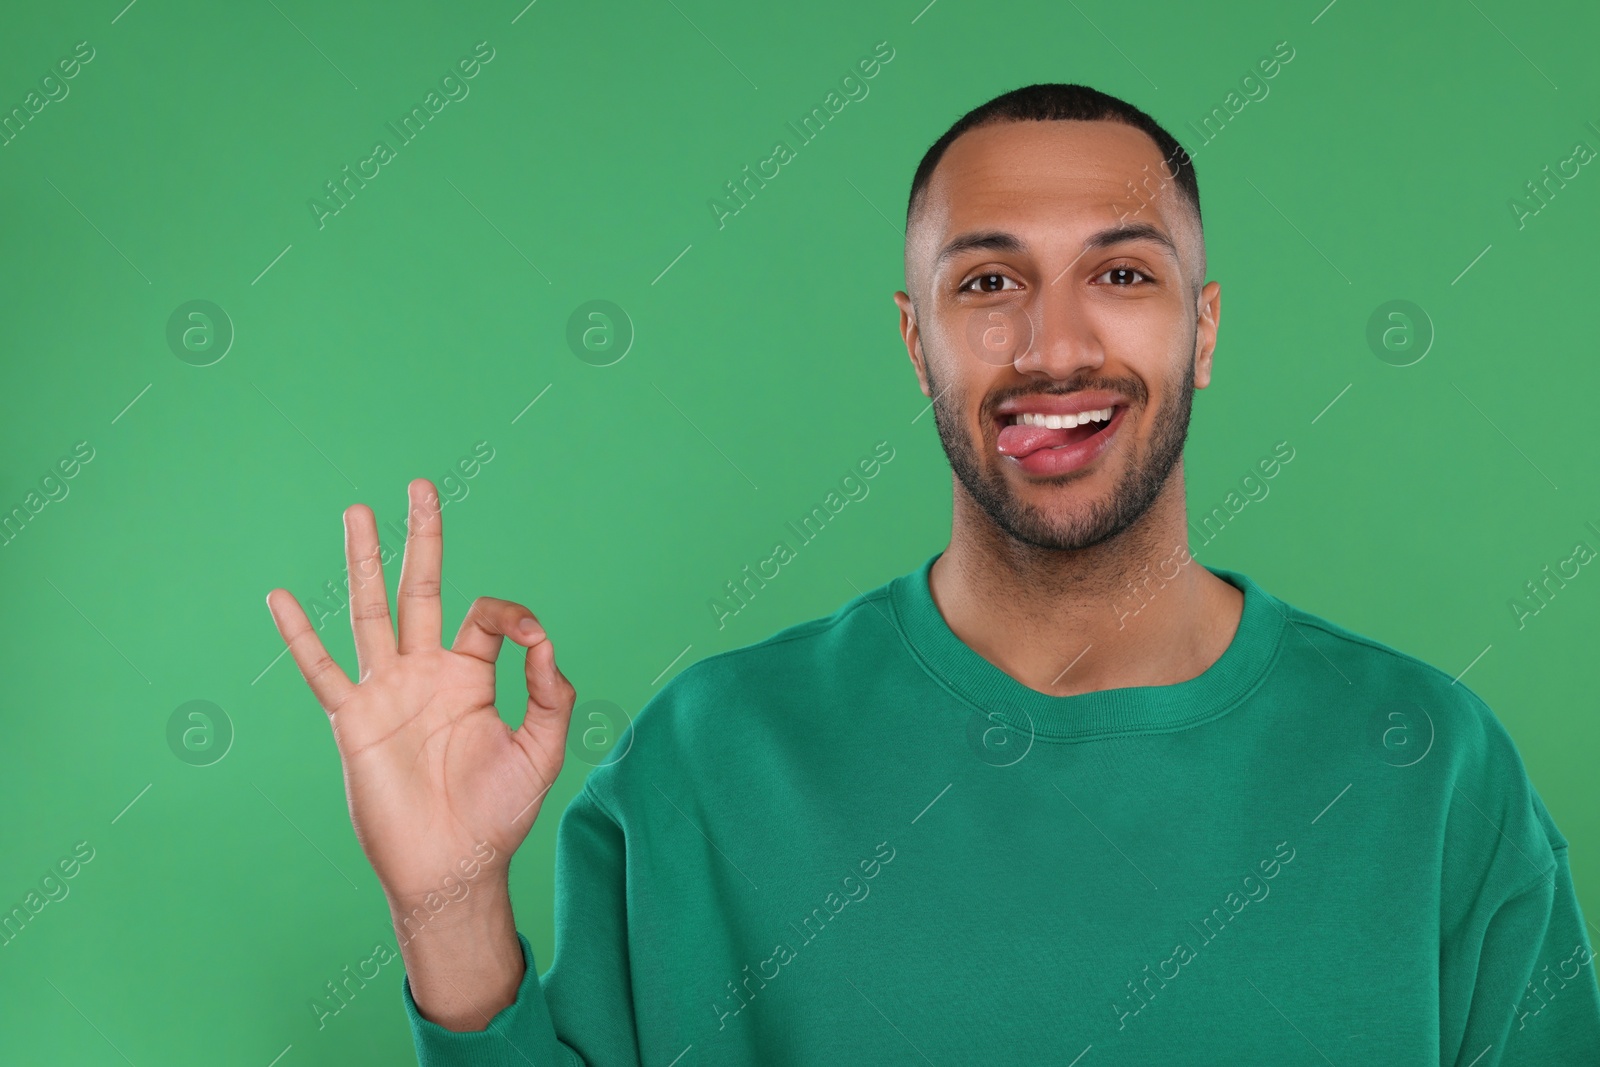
3, 0, 1597, 1061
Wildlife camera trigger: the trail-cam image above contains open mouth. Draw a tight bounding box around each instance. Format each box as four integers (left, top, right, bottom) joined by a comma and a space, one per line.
996, 405, 1123, 458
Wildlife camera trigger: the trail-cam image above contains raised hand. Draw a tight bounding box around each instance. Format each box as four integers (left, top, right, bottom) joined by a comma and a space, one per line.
264, 478, 574, 947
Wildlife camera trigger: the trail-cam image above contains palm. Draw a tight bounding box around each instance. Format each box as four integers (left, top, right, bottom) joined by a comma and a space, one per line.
266, 479, 574, 905
332, 650, 538, 899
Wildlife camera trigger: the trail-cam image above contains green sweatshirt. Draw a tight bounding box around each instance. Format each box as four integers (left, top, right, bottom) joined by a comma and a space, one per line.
402, 554, 1600, 1065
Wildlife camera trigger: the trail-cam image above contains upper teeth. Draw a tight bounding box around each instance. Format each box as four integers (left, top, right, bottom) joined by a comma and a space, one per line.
1014, 407, 1114, 429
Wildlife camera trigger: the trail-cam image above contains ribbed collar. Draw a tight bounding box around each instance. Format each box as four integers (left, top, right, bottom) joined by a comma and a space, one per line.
887, 551, 1286, 743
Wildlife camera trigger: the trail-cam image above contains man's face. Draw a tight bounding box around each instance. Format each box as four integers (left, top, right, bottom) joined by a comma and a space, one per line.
894, 119, 1221, 551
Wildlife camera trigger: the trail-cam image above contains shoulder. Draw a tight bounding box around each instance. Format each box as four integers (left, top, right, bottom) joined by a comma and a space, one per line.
1266, 585, 1566, 862
580, 577, 900, 802
657, 577, 900, 721
1268, 589, 1506, 757
673, 583, 896, 699
1275, 591, 1487, 717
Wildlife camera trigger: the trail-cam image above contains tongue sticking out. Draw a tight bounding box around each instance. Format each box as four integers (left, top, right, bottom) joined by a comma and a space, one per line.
997, 417, 1109, 458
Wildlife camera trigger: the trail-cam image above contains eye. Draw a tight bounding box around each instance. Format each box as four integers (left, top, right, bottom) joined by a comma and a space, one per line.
1095, 266, 1153, 286
960, 272, 1021, 293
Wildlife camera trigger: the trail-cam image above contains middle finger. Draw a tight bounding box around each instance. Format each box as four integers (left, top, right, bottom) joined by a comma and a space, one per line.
344, 503, 396, 675
396, 478, 444, 653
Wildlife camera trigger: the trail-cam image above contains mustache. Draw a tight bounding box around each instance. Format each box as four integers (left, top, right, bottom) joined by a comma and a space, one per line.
979, 378, 1149, 421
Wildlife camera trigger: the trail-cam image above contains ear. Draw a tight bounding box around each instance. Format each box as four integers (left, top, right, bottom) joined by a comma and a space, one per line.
1191, 280, 1222, 390
892, 290, 932, 399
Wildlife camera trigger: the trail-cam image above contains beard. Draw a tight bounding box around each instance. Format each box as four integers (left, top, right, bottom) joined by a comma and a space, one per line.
927, 346, 1195, 552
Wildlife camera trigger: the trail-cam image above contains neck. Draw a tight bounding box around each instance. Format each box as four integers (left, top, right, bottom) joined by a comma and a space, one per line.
929, 464, 1243, 697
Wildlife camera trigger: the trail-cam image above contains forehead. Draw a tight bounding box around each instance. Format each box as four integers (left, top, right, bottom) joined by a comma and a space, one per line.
912, 118, 1191, 271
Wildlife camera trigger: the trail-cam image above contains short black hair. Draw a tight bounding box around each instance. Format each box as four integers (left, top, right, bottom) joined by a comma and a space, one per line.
906, 82, 1201, 239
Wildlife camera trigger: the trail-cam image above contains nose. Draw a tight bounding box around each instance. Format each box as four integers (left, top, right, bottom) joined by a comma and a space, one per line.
1013, 284, 1106, 380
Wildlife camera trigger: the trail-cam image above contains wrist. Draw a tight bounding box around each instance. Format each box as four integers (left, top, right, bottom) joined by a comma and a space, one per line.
378, 838, 511, 916
385, 874, 512, 941
392, 884, 524, 1031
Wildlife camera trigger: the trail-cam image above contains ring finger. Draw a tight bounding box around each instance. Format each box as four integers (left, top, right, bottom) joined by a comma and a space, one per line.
344, 503, 396, 675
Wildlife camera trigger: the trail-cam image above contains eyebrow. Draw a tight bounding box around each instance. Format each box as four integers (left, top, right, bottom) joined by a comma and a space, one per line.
933, 221, 1180, 270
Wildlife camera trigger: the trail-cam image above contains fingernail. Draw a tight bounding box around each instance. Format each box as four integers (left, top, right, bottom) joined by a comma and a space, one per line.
519, 617, 542, 636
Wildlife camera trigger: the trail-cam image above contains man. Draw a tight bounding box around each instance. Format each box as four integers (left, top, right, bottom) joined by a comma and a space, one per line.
266, 84, 1600, 1065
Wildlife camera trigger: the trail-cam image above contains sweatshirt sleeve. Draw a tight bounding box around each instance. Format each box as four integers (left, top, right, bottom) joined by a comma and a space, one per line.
1488, 847, 1600, 1065
400, 780, 638, 1066
1441, 774, 1600, 1067
402, 932, 578, 1067
1436, 688, 1600, 1066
